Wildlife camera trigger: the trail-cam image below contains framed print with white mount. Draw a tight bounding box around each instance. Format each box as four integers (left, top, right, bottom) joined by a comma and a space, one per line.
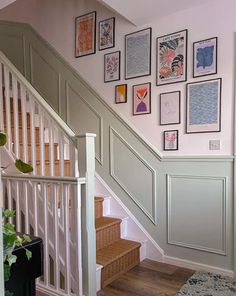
99, 17, 115, 51
104, 51, 120, 82
156, 29, 187, 86
160, 91, 180, 125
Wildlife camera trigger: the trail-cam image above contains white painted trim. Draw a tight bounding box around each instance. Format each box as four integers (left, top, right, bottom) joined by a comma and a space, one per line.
164, 255, 234, 277
0, 0, 16, 10
95, 172, 164, 257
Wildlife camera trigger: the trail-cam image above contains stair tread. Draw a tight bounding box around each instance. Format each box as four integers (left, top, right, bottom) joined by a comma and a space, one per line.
95, 216, 121, 231
96, 239, 141, 267
35, 159, 70, 164
95, 196, 104, 202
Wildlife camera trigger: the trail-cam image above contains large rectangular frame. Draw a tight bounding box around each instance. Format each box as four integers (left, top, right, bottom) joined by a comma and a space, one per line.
75, 11, 96, 58
156, 29, 187, 86
125, 28, 152, 80
186, 78, 222, 133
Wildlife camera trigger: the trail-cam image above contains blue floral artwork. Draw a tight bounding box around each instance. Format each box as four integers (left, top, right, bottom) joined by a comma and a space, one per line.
193, 37, 217, 77
99, 17, 115, 50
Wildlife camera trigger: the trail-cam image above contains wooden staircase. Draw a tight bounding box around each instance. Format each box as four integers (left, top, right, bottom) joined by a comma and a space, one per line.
2, 94, 141, 290
95, 197, 141, 289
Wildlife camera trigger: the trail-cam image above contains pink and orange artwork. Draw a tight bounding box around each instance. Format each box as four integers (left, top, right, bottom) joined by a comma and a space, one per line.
132, 83, 151, 115
75, 11, 96, 58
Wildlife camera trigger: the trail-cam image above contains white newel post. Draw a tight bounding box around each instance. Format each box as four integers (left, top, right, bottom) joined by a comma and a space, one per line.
77, 133, 97, 296
0, 164, 4, 294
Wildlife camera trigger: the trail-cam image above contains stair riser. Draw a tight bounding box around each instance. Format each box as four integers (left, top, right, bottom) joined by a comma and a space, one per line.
35, 161, 71, 176
101, 247, 140, 288
96, 223, 121, 250
4, 113, 31, 128
14, 128, 40, 144
95, 200, 103, 219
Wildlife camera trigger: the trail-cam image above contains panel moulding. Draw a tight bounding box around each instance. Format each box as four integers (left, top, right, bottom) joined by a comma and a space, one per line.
109, 126, 157, 224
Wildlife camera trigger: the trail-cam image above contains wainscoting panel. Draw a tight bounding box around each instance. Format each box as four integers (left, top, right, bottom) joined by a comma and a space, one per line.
66, 82, 103, 164
110, 128, 156, 223
30, 45, 60, 113
167, 174, 226, 255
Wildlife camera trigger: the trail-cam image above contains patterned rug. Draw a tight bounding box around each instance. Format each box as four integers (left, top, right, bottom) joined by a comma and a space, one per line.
176, 271, 236, 295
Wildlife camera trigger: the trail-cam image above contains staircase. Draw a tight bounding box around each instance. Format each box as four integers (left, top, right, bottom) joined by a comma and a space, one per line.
95, 197, 141, 288
0, 52, 142, 294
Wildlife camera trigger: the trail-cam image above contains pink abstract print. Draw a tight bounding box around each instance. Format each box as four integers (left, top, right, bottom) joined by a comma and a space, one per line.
133, 83, 151, 115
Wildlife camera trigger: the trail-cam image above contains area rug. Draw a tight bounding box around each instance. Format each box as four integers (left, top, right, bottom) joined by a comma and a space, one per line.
176, 271, 236, 295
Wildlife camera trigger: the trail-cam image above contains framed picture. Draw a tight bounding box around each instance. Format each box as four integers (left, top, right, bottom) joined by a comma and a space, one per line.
156, 29, 187, 86
75, 11, 96, 58
133, 82, 151, 116
164, 130, 178, 151
193, 37, 217, 78
104, 51, 120, 83
125, 28, 152, 80
160, 91, 180, 125
115, 84, 127, 104
99, 17, 115, 51
186, 78, 222, 133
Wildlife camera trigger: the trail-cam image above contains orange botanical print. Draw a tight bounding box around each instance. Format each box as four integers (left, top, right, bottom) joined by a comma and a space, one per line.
78, 18, 93, 52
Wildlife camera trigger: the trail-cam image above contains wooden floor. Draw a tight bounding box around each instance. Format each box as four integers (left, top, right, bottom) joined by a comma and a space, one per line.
37, 259, 194, 296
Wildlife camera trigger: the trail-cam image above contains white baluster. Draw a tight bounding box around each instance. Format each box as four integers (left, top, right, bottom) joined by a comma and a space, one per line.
53, 183, 59, 289
20, 86, 28, 163
4, 67, 11, 152
0, 63, 4, 132
29, 96, 36, 172
39, 106, 45, 176
12, 75, 19, 159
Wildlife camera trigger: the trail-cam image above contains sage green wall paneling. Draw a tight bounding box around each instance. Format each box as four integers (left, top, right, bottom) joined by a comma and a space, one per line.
0, 26, 25, 74
167, 175, 226, 255
0, 21, 234, 272
29, 45, 60, 113
66, 83, 103, 164
110, 127, 156, 224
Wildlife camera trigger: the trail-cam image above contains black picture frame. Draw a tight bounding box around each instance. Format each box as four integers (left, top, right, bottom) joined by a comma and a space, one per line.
156, 29, 188, 86
115, 84, 127, 104
98, 17, 115, 51
160, 91, 181, 125
186, 78, 222, 134
125, 27, 152, 80
193, 37, 218, 78
163, 130, 178, 151
75, 11, 96, 58
104, 50, 121, 83
132, 82, 151, 116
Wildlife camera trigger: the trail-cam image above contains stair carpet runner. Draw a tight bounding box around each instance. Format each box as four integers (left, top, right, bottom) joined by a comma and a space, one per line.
2, 95, 141, 289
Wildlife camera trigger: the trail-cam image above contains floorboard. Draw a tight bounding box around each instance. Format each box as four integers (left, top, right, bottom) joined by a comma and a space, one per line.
36, 259, 194, 296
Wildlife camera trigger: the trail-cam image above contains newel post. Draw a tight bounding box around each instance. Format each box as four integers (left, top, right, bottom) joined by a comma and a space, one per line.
77, 133, 97, 296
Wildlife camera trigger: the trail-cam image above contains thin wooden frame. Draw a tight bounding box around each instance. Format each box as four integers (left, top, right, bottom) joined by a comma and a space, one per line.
115, 84, 127, 104
164, 130, 178, 151
186, 78, 222, 134
125, 28, 152, 80
156, 29, 188, 86
99, 17, 115, 51
193, 37, 217, 78
75, 11, 96, 58
132, 82, 151, 116
160, 91, 181, 125
104, 51, 120, 83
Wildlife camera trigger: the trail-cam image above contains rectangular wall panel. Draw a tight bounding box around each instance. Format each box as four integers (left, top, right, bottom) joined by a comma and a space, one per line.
167, 174, 226, 255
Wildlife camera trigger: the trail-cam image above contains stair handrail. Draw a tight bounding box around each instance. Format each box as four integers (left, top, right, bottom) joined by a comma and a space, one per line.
0, 50, 76, 140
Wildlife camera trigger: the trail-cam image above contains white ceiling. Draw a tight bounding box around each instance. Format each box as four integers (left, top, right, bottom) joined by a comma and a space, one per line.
97, 0, 216, 26
0, 0, 16, 10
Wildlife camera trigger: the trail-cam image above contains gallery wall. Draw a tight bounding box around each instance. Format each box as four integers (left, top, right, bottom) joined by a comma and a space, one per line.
0, 0, 235, 155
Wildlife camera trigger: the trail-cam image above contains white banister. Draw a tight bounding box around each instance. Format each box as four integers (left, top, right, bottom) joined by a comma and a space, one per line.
77, 133, 96, 296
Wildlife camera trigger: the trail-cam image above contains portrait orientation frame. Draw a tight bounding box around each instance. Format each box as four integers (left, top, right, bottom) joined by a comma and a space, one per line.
99, 17, 115, 51
186, 78, 222, 134
104, 50, 120, 83
156, 29, 188, 86
193, 37, 218, 78
115, 84, 127, 104
75, 11, 96, 58
160, 91, 181, 125
125, 27, 152, 80
132, 82, 151, 116
164, 130, 178, 151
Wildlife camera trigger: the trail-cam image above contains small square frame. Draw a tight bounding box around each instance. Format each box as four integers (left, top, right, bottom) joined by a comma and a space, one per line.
193, 37, 217, 78
104, 51, 120, 83
156, 29, 187, 86
99, 17, 115, 51
164, 130, 178, 151
75, 11, 96, 58
125, 28, 152, 80
160, 91, 181, 125
186, 78, 222, 133
132, 82, 151, 116
115, 84, 127, 104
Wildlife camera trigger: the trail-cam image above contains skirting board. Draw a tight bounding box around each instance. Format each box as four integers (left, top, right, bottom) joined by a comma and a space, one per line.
164, 255, 234, 277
